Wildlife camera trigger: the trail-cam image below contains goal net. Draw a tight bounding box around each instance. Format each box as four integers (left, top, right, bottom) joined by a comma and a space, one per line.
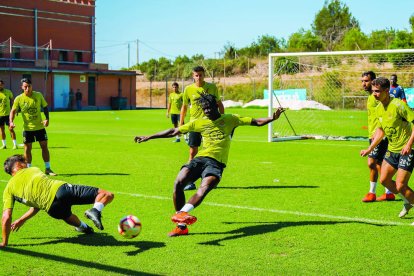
267, 49, 414, 142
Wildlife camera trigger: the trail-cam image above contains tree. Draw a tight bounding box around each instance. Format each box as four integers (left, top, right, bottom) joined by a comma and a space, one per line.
312, 0, 359, 51
223, 42, 237, 59
336, 28, 368, 50
287, 28, 324, 52
390, 30, 414, 49
368, 29, 396, 49
410, 14, 414, 31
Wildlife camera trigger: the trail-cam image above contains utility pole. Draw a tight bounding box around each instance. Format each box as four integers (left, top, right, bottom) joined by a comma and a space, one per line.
136, 39, 139, 66
127, 42, 130, 68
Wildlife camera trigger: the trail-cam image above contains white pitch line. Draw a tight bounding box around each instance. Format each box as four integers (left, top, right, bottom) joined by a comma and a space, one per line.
116, 191, 410, 226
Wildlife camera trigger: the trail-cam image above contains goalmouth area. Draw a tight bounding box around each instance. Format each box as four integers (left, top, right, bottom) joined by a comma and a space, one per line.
267, 49, 414, 142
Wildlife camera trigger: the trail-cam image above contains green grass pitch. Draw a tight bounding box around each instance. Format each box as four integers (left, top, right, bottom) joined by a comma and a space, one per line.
1, 108, 414, 275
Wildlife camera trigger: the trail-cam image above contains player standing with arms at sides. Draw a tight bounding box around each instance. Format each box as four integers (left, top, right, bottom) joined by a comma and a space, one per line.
180, 66, 225, 190
389, 74, 406, 103
361, 71, 394, 202
0, 80, 17, 149
1, 154, 114, 247
9, 78, 56, 176
361, 77, 414, 218
166, 82, 183, 142
135, 93, 285, 237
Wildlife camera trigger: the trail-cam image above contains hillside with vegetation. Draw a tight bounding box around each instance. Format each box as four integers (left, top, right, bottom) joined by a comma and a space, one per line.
130, 0, 414, 106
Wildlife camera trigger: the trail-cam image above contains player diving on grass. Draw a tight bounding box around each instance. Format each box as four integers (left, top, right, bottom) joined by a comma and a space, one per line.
1, 154, 114, 247
134, 93, 285, 237
360, 77, 414, 219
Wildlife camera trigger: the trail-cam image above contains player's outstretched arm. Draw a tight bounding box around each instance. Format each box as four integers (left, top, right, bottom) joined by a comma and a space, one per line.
11, 207, 40, 232
1, 209, 13, 247
251, 107, 285, 126
134, 128, 181, 143
360, 128, 385, 157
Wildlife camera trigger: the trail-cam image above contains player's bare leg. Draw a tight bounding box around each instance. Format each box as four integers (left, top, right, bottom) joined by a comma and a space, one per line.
65, 214, 94, 234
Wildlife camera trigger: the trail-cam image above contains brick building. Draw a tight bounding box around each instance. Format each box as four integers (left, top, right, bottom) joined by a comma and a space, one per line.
0, 0, 136, 110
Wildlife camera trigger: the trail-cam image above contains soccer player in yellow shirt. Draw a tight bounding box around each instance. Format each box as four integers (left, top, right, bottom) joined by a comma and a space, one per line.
1, 154, 114, 247
135, 93, 284, 237
180, 66, 225, 190
0, 80, 17, 149
361, 77, 414, 219
361, 71, 394, 202
9, 78, 56, 176
166, 82, 183, 142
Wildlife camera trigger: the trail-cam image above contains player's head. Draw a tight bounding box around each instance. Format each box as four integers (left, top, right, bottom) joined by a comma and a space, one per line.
172, 82, 179, 91
4, 154, 27, 175
0, 80, 4, 90
197, 93, 220, 120
390, 74, 398, 85
192, 66, 205, 85
361, 71, 376, 92
21, 78, 32, 93
371, 77, 390, 102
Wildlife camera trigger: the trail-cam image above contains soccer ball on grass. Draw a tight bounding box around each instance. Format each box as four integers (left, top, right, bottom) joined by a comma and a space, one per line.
118, 215, 142, 239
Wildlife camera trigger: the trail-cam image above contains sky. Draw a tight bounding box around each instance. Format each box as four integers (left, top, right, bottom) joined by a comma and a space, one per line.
94, 0, 414, 70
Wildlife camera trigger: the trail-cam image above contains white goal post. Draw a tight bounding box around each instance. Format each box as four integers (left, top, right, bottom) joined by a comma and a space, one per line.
267, 49, 414, 142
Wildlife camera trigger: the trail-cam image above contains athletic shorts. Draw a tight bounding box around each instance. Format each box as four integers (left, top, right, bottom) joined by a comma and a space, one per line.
47, 183, 99, 220
171, 114, 180, 125
23, 129, 47, 144
181, 156, 226, 181
368, 138, 388, 163
188, 132, 202, 147
0, 115, 10, 127
384, 151, 414, 173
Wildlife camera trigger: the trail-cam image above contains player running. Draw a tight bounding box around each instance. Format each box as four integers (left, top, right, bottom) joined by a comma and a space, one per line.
360, 77, 414, 218
1, 154, 114, 247
135, 93, 285, 237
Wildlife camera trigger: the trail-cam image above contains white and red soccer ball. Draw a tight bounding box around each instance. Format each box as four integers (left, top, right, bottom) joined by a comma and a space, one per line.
118, 215, 142, 239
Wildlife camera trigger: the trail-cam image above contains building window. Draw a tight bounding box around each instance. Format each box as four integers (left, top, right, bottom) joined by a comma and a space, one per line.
74, 52, 83, 62
12, 47, 21, 59
59, 51, 68, 62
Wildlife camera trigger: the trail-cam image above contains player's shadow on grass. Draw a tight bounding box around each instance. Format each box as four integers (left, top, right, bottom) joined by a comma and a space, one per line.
1, 246, 158, 275
58, 173, 130, 176
218, 185, 319, 190
196, 220, 387, 246
16, 233, 164, 256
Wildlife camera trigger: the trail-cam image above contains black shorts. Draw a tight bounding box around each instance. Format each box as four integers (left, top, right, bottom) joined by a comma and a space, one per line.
368, 138, 388, 163
47, 183, 99, 220
23, 129, 48, 144
0, 115, 9, 127
171, 114, 180, 125
384, 151, 414, 173
182, 156, 226, 181
188, 132, 202, 147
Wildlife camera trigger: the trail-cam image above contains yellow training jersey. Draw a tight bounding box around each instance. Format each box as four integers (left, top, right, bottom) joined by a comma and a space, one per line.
13, 91, 48, 131
3, 167, 65, 211
179, 114, 252, 165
